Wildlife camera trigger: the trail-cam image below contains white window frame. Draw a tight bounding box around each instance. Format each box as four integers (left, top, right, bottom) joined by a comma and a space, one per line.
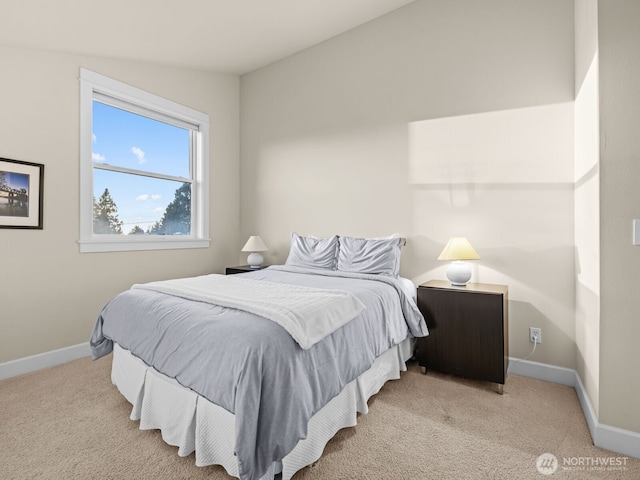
79, 68, 210, 253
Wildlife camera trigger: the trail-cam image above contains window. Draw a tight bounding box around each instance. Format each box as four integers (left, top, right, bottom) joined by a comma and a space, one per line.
79, 68, 209, 252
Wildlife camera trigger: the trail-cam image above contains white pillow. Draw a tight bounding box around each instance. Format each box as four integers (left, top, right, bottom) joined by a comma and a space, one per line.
285, 232, 339, 270
337, 236, 406, 277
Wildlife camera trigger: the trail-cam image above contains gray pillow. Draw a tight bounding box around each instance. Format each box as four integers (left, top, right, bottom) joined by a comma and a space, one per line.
285, 232, 339, 270
338, 236, 406, 277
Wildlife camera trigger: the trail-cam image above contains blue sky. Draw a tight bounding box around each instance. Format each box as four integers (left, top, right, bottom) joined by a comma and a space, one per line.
2, 172, 29, 192
92, 101, 190, 233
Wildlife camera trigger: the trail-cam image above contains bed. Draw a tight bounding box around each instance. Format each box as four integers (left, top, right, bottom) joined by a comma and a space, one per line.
90, 234, 428, 480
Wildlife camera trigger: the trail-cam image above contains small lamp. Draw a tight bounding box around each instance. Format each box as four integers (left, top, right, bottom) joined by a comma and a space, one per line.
437, 237, 480, 286
242, 235, 268, 268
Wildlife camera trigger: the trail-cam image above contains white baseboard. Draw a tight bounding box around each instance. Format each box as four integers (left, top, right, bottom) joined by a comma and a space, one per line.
509, 356, 640, 461
508, 356, 576, 386
0, 342, 91, 381
595, 419, 640, 460
573, 371, 598, 445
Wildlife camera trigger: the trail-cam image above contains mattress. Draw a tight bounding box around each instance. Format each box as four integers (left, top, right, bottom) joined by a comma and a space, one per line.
111, 336, 415, 480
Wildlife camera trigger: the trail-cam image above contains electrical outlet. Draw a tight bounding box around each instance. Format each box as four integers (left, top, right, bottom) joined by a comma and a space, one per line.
529, 327, 542, 344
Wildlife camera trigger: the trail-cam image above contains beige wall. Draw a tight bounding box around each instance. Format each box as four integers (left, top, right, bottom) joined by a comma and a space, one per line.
574, 0, 600, 417
598, 0, 640, 433
0, 46, 240, 363
240, 0, 577, 368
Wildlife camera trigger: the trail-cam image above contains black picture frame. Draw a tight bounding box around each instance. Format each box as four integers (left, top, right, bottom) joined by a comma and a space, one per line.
0, 157, 44, 229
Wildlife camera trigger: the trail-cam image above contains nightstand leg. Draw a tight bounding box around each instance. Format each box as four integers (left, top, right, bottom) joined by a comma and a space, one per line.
420, 366, 427, 375
497, 383, 504, 395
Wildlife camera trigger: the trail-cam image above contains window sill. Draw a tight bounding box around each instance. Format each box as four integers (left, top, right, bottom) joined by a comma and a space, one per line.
79, 237, 210, 253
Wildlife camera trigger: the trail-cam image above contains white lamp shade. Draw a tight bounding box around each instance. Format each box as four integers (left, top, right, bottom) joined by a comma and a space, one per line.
437, 237, 480, 261
242, 236, 268, 252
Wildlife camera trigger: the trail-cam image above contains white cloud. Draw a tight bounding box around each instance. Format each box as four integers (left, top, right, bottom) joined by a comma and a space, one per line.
92, 152, 105, 162
131, 146, 146, 164
154, 207, 164, 213
151, 194, 161, 200
92, 133, 97, 143
136, 194, 149, 201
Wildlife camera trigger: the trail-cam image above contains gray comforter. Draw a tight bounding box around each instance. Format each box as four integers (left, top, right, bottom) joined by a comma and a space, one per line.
90, 265, 427, 480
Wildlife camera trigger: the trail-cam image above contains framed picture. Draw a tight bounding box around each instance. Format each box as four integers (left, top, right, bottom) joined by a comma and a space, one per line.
0, 157, 44, 229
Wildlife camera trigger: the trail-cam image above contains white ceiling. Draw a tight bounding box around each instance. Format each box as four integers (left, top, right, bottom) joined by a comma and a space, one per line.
0, 0, 415, 75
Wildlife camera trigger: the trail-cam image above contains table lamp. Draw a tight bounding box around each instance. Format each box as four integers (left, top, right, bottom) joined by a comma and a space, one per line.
437, 237, 480, 286
242, 235, 268, 268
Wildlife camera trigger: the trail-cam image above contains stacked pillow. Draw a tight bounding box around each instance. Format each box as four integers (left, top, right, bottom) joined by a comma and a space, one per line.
285, 232, 406, 277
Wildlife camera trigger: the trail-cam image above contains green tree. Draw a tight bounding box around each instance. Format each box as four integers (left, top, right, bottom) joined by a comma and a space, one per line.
129, 225, 145, 235
93, 188, 123, 234
149, 183, 191, 235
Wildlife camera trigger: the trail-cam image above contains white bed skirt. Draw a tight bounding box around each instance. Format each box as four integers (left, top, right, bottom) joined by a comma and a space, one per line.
111, 337, 415, 480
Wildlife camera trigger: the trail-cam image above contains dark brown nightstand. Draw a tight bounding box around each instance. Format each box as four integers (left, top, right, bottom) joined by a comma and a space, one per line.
416, 280, 509, 394
225, 265, 270, 275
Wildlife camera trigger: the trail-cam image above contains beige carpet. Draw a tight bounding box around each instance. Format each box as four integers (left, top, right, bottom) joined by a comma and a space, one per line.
1, 355, 638, 480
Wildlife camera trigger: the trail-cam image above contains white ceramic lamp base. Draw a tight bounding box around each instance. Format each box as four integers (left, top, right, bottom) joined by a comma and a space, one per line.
247, 252, 264, 268
446, 261, 472, 286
